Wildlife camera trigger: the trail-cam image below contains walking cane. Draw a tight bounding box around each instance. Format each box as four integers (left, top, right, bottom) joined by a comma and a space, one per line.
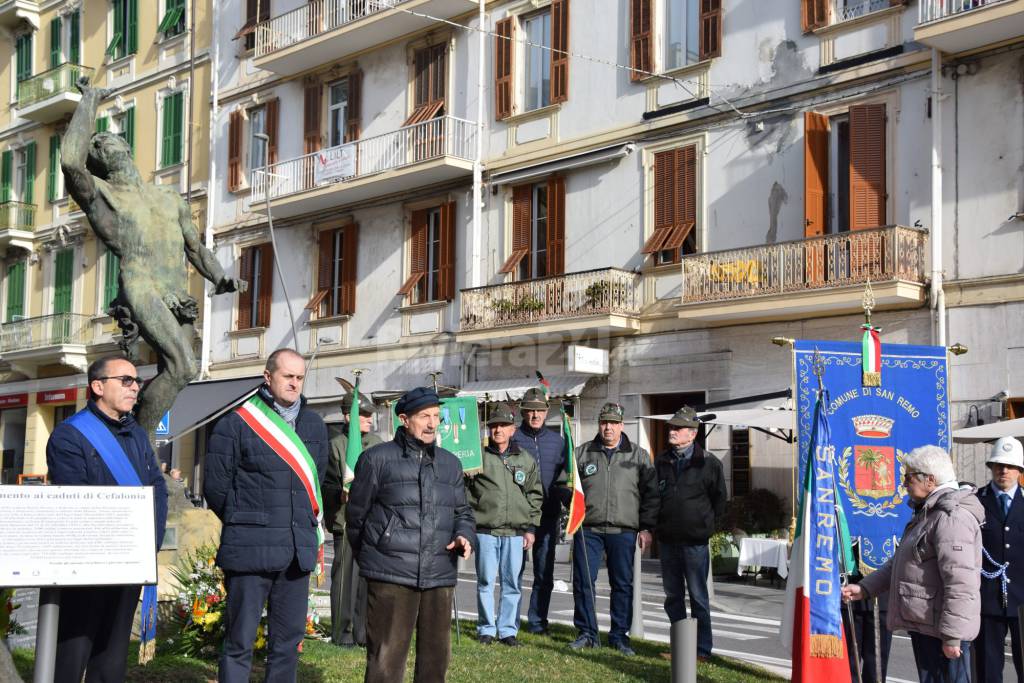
871, 598, 881, 683
452, 582, 461, 645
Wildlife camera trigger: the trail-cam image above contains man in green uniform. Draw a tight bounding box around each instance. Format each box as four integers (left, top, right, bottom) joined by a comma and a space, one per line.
323, 391, 381, 647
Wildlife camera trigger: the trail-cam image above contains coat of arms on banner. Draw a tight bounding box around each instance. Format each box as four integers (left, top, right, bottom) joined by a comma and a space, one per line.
839, 413, 904, 515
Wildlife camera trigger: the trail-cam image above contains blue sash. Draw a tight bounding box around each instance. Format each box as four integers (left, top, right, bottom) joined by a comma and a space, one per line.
66, 408, 158, 662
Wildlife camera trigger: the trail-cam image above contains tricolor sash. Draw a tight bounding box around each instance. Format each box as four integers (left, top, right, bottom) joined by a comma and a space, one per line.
66, 408, 159, 664
235, 396, 326, 577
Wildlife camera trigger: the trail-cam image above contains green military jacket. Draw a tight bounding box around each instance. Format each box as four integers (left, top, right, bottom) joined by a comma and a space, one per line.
465, 442, 543, 536
323, 430, 383, 534
569, 432, 659, 534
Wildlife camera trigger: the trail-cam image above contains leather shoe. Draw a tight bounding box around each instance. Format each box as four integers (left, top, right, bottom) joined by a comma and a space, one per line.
499, 636, 522, 647
478, 635, 494, 645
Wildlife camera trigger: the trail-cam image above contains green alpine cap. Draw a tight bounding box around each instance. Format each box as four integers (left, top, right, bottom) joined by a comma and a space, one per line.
341, 392, 375, 417
598, 402, 625, 423
667, 406, 700, 428
487, 402, 517, 426
520, 387, 549, 410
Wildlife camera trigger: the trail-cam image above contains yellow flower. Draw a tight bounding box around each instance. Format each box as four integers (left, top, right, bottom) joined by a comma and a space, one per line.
254, 624, 266, 650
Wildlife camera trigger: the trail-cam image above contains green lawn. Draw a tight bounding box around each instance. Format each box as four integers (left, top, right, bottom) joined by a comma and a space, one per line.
12, 621, 784, 682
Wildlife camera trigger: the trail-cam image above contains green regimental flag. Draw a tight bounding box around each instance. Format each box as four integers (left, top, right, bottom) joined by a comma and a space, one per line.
392, 395, 483, 475
343, 378, 362, 490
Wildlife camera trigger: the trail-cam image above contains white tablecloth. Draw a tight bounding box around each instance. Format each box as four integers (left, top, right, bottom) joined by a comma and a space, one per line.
737, 537, 790, 579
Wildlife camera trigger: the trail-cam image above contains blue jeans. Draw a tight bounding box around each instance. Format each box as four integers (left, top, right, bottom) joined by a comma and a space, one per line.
475, 533, 525, 638
659, 542, 713, 657
527, 518, 559, 632
909, 632, 972, 683
572, 529, 636, 645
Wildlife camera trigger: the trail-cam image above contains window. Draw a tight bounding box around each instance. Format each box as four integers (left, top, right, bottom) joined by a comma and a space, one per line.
501, 177, 565, 279
494, 0, 568, 120
49, 13, 81, 68
161, 90, 184, 168
228, 99, 277, 191
238, 0, 271, 51
15, 34, 31, 83
663, 0, 699, 71
106, 0, 138, 60
307, 225, 358, 317
803, 0, 904, 29
629, 0, 721, 80
5, 261, 25, 321
10, 144, 36, 205
397, 202, 456, 304
113, 107, 136, 157
731, 428, 750, 497
643, 145, 698, 265
248, 106, 267, 171
47, 134, 63, 203
237, 243, 274, 329
103, 249, 120, 311
327, 81, 348, 148
524, 12, 551, 112
405, 43, 447, 125
53, 248, 73, 316
159, 0, 187, 38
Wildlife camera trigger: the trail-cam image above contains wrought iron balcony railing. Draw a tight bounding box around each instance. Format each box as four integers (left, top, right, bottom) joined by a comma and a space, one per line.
0, 201, 35, 231
255, 0, 407, 57
460, 268, 641, 332
16, 63, 93, 109
831, 0, 892, 23
680, 225, 927, 305
0, 313, 92, 353
919, 0, 1002, 23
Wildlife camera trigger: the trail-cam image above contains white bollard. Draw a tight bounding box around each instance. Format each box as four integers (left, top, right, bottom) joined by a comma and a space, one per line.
670, 618, 698, 683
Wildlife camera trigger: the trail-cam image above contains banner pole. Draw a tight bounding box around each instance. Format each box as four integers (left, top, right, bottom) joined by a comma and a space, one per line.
872, 598, 882, 683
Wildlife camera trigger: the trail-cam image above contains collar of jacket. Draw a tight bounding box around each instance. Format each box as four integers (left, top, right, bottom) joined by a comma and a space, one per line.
88, 399, 136, 433
518, 422, 548, 439
486, 441, 521, 457
256, 383, 308, 413
587, 431, 634, 454
394, 425, 436, 459
658, 441, 706, 467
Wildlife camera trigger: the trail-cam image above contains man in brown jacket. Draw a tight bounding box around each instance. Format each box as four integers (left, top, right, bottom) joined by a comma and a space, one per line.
843, 445, 983, 683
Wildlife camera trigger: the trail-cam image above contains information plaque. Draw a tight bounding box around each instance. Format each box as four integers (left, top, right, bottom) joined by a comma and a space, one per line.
0, 485, 157, 587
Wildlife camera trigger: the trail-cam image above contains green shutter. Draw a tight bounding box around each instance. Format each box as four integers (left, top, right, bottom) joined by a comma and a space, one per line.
123, 107, 135, 157
159, 0, 185, 35
69, 11, 80, 64
53, 248, 73, 315
103, 251, 120, 309
96, 117, 108, 133
23, 142, 35, 205
6, 261, 25, 321
162, 92, 183, 167
1, 151, 11, 204
47, 134, 60, 203
127, 0, 138, 54
50, 17, 62, 69
15, 35, 31, 82
109, 0, 125, 58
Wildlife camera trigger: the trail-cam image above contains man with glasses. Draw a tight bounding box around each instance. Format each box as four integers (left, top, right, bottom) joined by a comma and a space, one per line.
46, 354, 168, 682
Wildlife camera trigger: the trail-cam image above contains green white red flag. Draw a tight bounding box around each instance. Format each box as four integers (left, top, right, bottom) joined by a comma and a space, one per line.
563, 409, 585, 535
344, 378, 362, 489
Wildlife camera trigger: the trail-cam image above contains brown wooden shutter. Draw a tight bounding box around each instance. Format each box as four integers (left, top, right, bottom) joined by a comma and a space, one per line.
495, 18, 514, 120
642, 151, 675, 254
630, 0, 652, 82
438, 202, 456, 300
340, 223, 358, 315
228, 110, 243, 192
661, 146, 696, 252
699, 0, 722, 60
801, 0, 827, 32
345, 70, 362, 143
303, 83, 322, 154
257, 243, 274, 327
500, 185, 532, 273
803, 112, 829, 238
550, 0, 569, 104
398, 210, 429, 296
546, 176, 565, 275
849, 103, 886, 231
306, 229, 334, 312
265, 98, 279, 165
237, 246, 254, 329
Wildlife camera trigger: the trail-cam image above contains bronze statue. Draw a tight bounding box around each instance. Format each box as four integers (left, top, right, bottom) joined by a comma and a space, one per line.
62, 77, 246, 436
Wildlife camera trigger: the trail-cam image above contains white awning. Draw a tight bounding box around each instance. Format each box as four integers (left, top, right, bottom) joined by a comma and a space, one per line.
953, 417, 1024, 443
490, 143, 635, 187
459, 374, 593, 400
638, 407, 795, 430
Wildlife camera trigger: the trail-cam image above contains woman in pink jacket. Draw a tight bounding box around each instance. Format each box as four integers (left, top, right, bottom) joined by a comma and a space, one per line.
842, 445, 984, 683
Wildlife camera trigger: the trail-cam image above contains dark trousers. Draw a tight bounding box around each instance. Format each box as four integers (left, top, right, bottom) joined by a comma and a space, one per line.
364, 580, 453, 683
219, 558, 309, 683
909, 632, 972, 683
331, 532, 367, 646
526, 518, 559, 632
840, 600, 892, 683
572, 529, 636, 645
976, 615, 1024, 683
659, 542, 713, 657
54, 584, 139, 683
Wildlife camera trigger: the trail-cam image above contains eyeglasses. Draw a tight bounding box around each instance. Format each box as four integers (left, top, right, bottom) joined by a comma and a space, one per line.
98, 375, 144, 387
903, 471, 927, 482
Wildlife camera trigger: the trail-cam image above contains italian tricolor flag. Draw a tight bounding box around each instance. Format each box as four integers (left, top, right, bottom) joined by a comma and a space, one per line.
563, 409, 585, 535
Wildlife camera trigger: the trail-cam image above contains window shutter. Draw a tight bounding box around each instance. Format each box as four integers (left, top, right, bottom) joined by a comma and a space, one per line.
495, 18, 514, 120
50, 17, 62, 69
699, 0, 722, 61
124, 107, 135, 157
237, 247, 253, 329
340, 223, 359, 315
69, 11, 80, 64
550, 0, 569, 104
162, 92, 183, 167
849, 103, 886, 231
345, 70, 362, 142
398, 210, 429, 295
257, 243, 274, 327
265, 97, 279, 165
546, 176, 565, 275
305, 228, 334, 313
803, 112, 829, 237
500, 185, 532, 273
53, 248, 73, 315
1, 151, 11, 203
630, 0, 651, 82
801, 0, 827, 32
103, 252, 120, 310
228, 110, 243, 191
438, 202, 456, 300
47, 134, 60, 202
303, 83, 322, 154
6, 261, 24, 320
661, 146, 696, 252
24, 141, 35, 205
642, 150, 675, 254
127, 0, 138, 54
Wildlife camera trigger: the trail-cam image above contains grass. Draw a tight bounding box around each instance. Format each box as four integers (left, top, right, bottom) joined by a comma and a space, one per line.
11, 621, 784, 682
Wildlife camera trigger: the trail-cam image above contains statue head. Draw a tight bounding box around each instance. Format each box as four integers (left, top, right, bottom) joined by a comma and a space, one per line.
86, 132, 136, 180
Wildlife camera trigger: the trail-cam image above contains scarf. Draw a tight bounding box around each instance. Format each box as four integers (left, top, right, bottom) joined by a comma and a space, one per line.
259, 385, 301, 427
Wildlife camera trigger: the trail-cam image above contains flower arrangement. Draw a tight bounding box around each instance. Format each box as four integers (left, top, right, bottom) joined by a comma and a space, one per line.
1, 588, 26, 639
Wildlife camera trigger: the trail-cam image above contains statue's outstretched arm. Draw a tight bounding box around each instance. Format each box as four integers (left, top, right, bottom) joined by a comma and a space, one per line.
62, 77, 117, 236
180, 200, 248, 295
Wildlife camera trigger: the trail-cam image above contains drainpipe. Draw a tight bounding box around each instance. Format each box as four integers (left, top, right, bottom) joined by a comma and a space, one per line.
930, 48, 946, 347
199, 0, 220, 379
471, 0, 485, 288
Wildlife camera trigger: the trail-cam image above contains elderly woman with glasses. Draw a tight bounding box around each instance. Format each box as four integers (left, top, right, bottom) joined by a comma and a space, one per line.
842, 445, 984, 683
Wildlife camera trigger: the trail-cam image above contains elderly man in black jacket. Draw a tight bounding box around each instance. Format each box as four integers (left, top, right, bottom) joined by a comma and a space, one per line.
347, 386, 476, 683
654, 406, 726, 661
204, 348, 329, 683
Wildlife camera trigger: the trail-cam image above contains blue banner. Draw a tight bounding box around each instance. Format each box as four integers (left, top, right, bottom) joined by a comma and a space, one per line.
795, 340, 950, 571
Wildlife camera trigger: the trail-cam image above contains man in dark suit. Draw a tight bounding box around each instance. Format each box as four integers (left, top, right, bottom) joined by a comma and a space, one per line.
976, 436, 1024, 683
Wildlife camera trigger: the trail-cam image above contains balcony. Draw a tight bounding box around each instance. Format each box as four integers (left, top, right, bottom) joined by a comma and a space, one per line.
0, 201, 35, 255
16, 64, 93, 124
252, 116, 476, 219
677, 225, 928, 325
0, 313, 92, 374
916, 0, 1024, 53
457, 268, 642, 343
0, 0, 39, 31
254, 0, 477, 76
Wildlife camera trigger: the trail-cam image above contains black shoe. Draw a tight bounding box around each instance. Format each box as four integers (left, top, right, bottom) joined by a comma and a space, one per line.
499, 636, 522, 647
527, 626, 549, 636
478, 635, 495, 645
610, 641, 636, 656
568, 635, 597, 650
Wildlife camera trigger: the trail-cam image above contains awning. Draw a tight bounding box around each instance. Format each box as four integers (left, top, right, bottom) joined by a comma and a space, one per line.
163, 376, 264, 442
490, 143, 635, 187
638, 407, 794, 430
953, 417, 1024, 444
459, 374, 593, 400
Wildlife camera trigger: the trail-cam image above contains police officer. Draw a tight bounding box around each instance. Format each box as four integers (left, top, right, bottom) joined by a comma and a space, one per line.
322, 391, 382, 647
567, 402, 659, 656
976, 436, 1024, 683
